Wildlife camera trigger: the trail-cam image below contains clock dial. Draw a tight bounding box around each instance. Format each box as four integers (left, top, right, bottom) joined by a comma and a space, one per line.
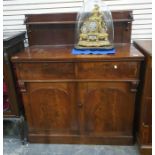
89, 21, 97, 31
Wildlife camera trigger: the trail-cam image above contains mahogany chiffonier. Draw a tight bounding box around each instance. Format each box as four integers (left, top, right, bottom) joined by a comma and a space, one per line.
11, 11, 144, 144
134, 40, 152, 155
3, 32, 26, 143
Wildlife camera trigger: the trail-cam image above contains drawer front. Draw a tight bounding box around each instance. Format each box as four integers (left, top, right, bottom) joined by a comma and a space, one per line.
16, 62, 74, 80
77, 62, 140, 80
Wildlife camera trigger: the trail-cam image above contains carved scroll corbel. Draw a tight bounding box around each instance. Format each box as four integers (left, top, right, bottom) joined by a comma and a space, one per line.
130, 81, 139, 92
18, 81, 27, 93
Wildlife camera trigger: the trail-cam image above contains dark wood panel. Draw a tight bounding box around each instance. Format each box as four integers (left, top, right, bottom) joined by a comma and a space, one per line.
16, 62, 75, 80
79, 82, 136, 136
25, 11, 132, 23
133, 40, 152, 155
11, 44, 144, 62
3, 64, 18, 116
28, 134, 133, 145
133, 40, 152, 56
3, 32, 25, 117
15, 61, 140, 81
23, 82, 78, 134
77, 61, 140, 80
28, 24, 75, 46
25, 11, 133, 45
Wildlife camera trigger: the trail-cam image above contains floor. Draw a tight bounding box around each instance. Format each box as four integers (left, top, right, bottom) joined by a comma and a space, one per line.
3, 120, 140, 155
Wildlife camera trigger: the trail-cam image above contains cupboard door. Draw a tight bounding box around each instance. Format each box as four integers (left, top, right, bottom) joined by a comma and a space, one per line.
23, 82, 78, 134
78, 82, 136, 136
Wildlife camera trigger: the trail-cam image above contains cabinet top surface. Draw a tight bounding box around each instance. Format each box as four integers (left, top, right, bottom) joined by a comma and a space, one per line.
11, 44, 144, 62
133, 40, 152, 56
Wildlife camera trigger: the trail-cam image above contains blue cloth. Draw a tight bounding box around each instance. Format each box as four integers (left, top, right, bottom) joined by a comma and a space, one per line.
72, 48, 116, 55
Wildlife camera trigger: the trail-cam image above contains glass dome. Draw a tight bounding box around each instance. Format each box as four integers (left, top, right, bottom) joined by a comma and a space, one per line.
75, 0, 114, 49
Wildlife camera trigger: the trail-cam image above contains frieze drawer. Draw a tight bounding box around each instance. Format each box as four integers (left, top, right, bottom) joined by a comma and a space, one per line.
76, 62, 140, 80
16, 62, 75, 80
